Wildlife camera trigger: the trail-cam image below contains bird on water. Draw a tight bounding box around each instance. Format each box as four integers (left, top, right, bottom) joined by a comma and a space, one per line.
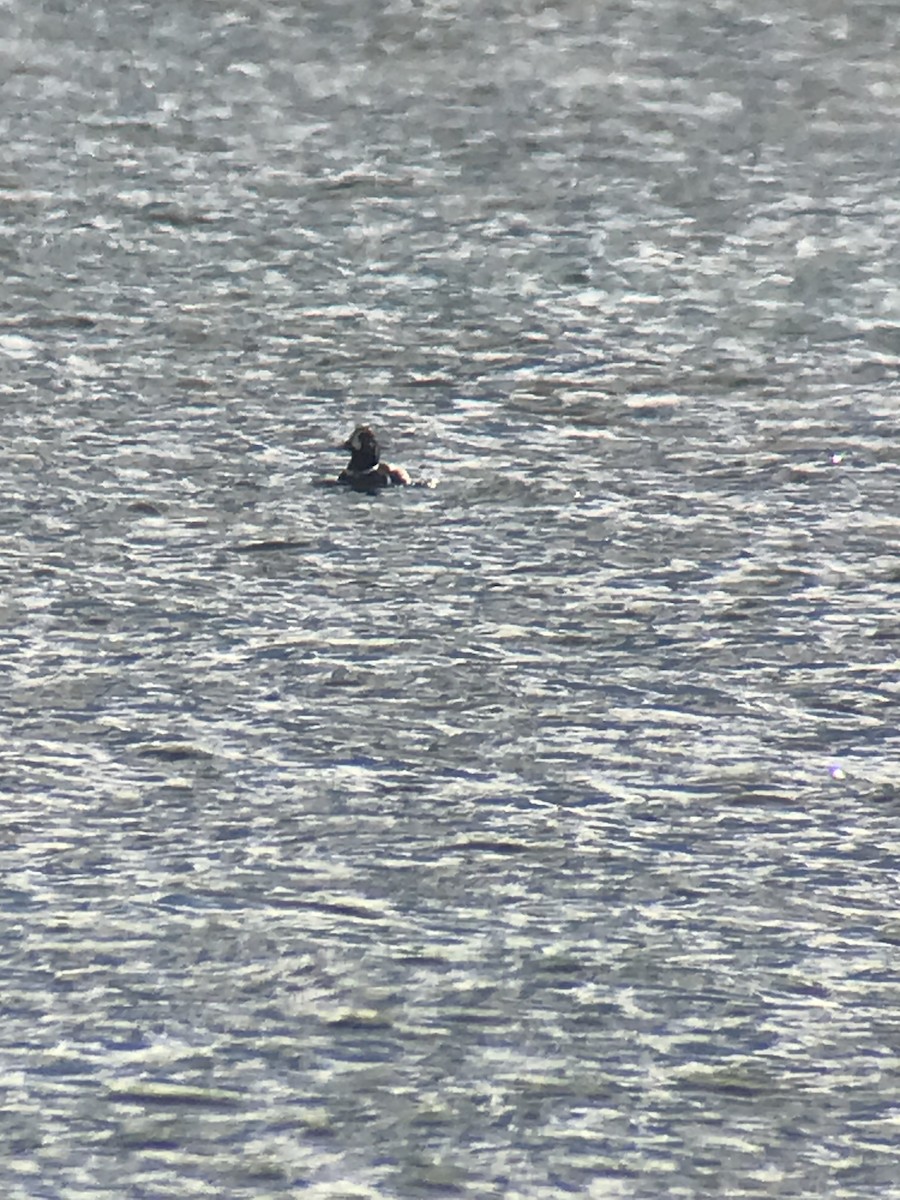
336, 425, 412, 491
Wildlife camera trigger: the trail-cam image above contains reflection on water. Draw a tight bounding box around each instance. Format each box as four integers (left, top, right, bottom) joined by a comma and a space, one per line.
2, 1, 899, 1196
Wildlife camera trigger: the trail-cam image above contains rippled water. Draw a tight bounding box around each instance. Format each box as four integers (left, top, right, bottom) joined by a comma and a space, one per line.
2, 1, 900, 1196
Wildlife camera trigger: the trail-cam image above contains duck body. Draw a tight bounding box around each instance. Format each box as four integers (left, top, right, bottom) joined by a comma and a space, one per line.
337, 425, 412, 492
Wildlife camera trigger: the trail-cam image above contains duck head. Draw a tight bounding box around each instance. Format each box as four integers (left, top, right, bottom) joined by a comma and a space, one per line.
342, 425, 381, 472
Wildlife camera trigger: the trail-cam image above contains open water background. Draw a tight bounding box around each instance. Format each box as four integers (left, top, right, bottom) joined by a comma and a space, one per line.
2, 1, 900, 1196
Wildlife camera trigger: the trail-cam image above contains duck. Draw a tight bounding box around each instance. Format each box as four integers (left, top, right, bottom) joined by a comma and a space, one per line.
337, 425, 412, 491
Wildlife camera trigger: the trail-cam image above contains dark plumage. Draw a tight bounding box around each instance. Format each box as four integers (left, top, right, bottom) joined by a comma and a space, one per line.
337, 425, 411, 491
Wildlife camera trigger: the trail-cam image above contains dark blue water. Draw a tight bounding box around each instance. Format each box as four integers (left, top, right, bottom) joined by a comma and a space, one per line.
2, 2, 899, 1196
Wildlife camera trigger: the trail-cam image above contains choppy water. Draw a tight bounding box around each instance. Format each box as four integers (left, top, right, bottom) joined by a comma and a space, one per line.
2, 2, 900, 1196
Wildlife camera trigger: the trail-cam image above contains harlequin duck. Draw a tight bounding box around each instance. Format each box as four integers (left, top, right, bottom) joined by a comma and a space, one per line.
337, 425, 412, 491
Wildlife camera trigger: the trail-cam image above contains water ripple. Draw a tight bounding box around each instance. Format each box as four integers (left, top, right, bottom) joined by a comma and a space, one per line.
2, 0, 900, 1196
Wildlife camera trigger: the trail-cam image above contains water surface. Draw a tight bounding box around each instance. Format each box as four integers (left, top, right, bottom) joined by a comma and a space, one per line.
2, 2, 899, 1196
